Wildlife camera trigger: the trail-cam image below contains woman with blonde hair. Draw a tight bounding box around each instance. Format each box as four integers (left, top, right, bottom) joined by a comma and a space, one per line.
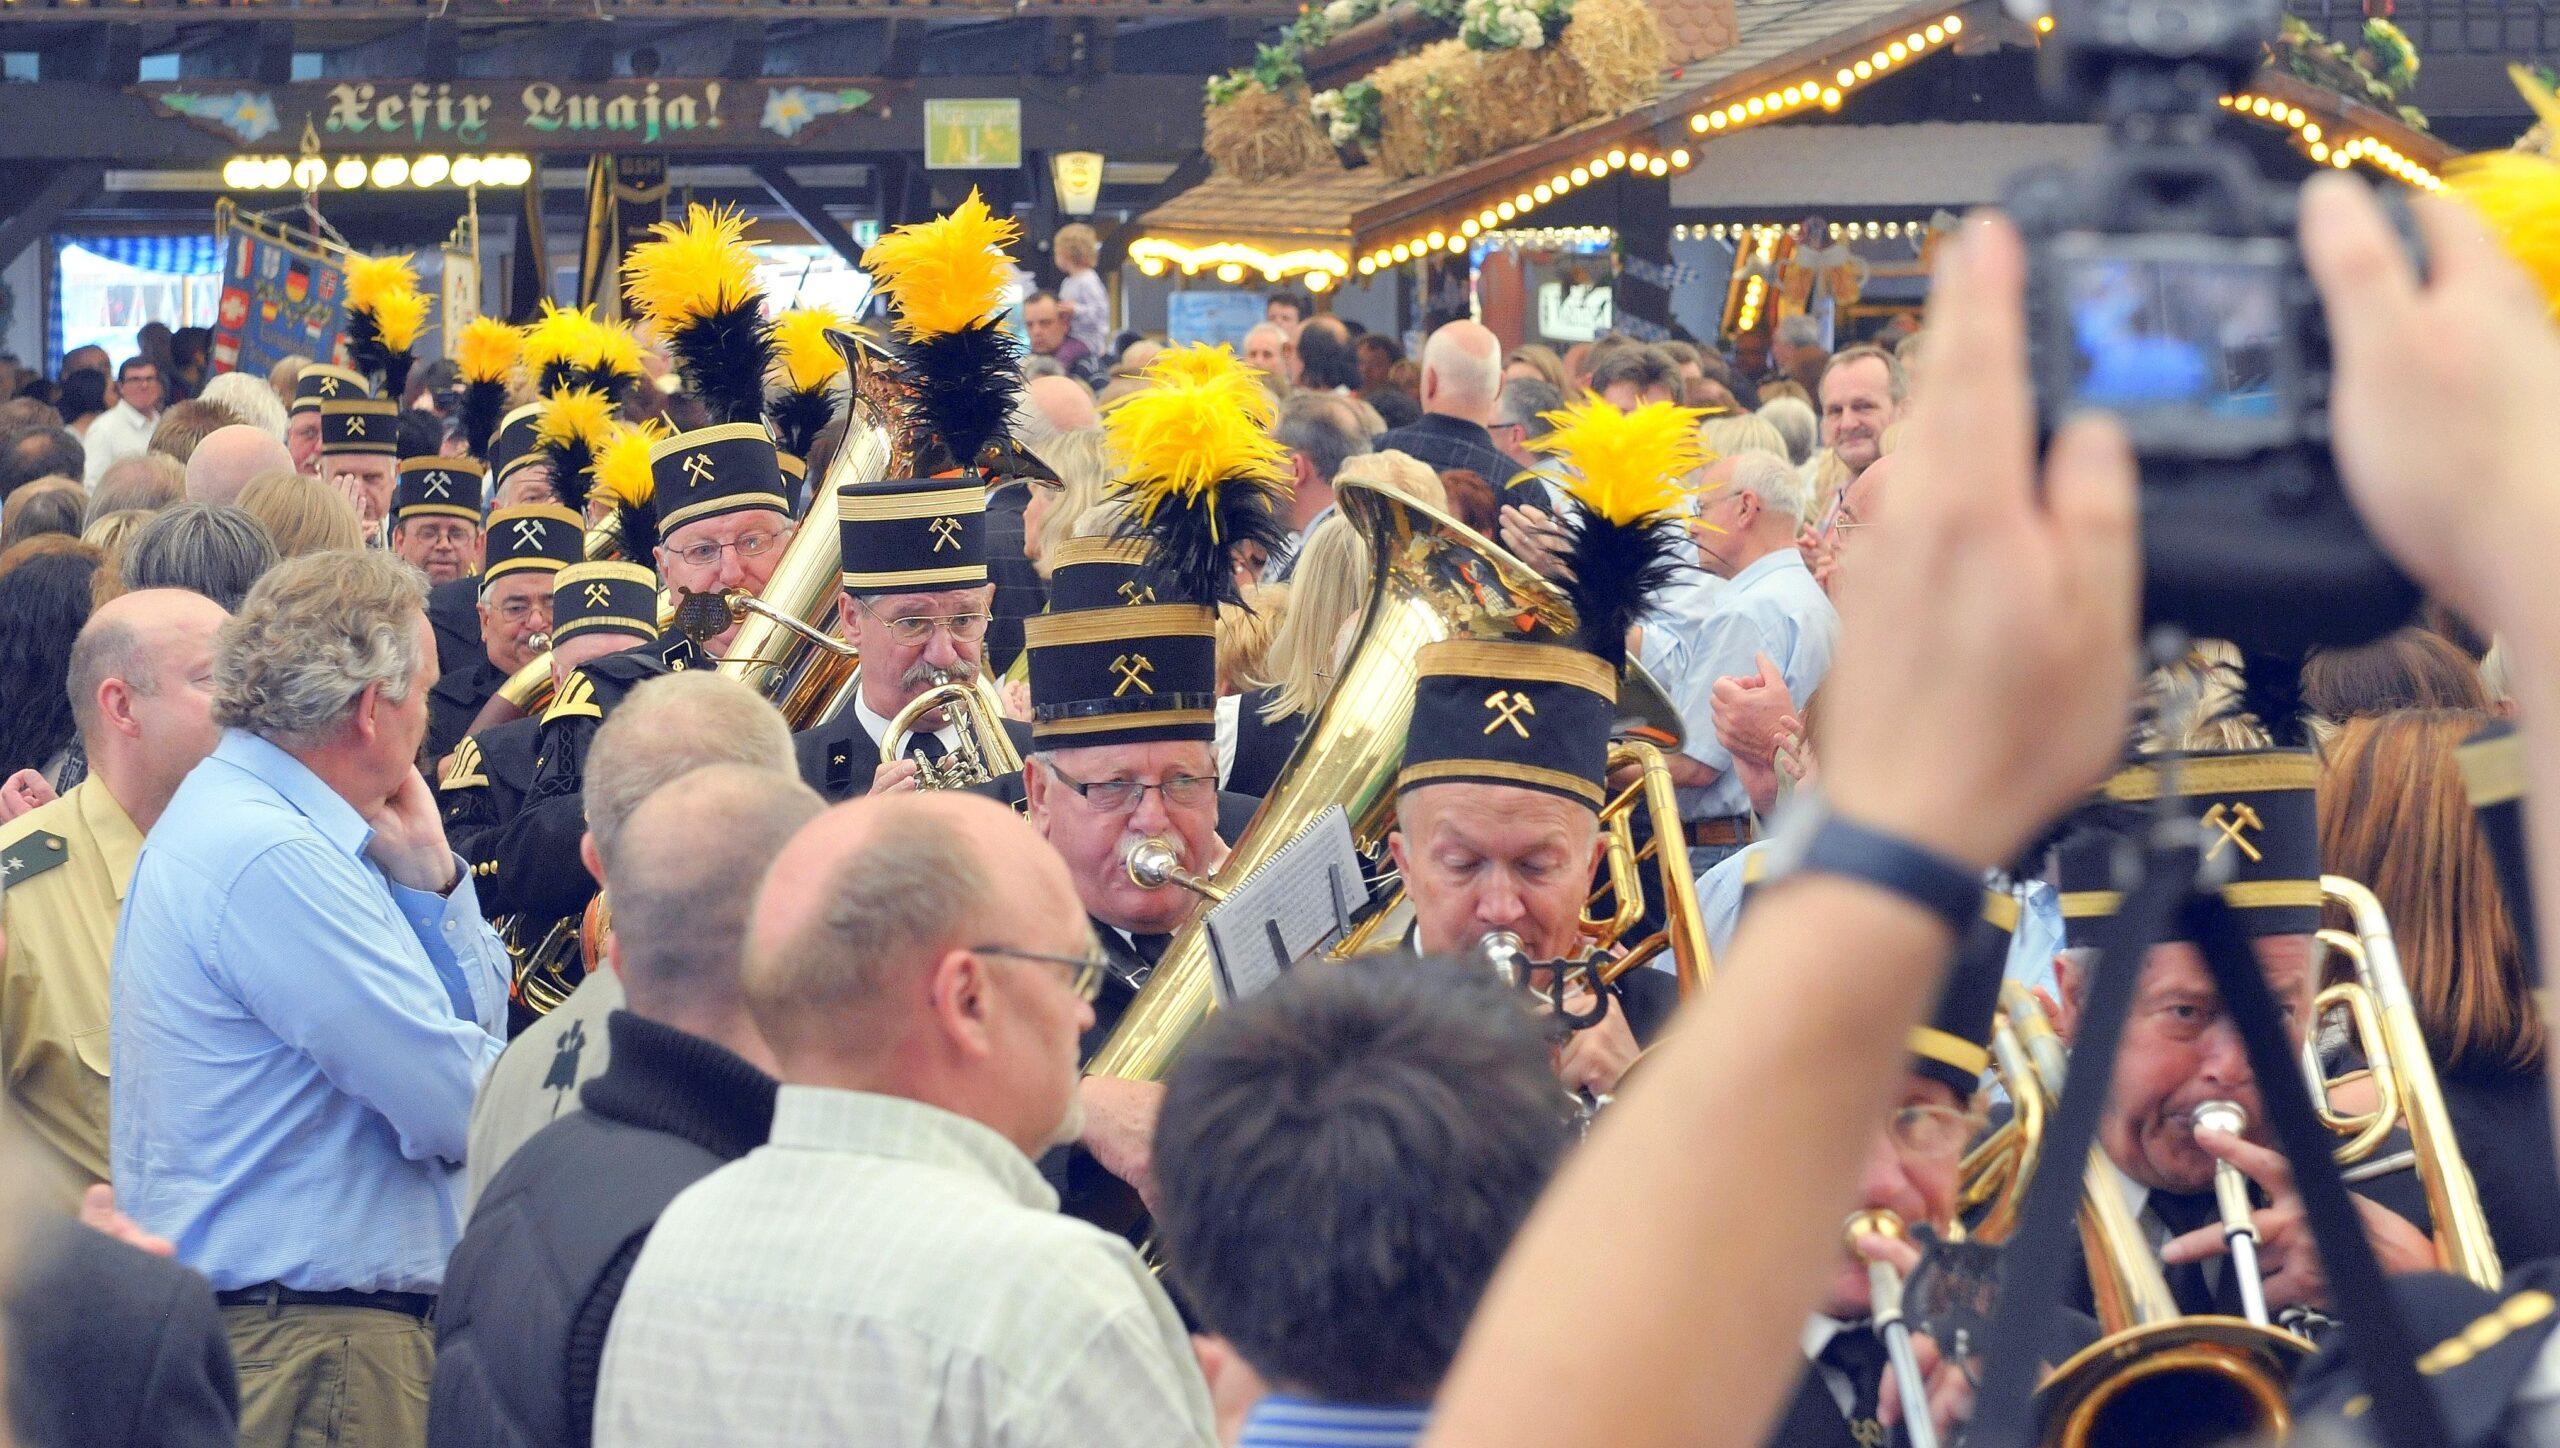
1022, 429, 1112, 577
1230, 515, 1368, 797
2318, 708, 2560, 1262
1504, 344, 1568, 392
234, 468, 364, 558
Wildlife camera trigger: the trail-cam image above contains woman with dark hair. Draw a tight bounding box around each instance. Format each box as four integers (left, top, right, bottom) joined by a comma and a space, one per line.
1294, 325, 1363, 393
1436, 468, 1501, 539
2300, 624, 2488, 726
56, 369, 108, 437
0, 536, 104, 786
2319, 707, 2560, 1263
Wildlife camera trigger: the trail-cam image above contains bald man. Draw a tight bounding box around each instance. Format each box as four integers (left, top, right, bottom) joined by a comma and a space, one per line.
595, 794, 1218, 1447
183, 424, 296, 506
1, 589, 229, 1202
1376, 319, 1526, 503
1025, 374, 1100, 435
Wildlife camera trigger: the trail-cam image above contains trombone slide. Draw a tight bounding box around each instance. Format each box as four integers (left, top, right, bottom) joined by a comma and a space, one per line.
2193, 1100, 2269, 1327
1846, 1211, 1940, 1448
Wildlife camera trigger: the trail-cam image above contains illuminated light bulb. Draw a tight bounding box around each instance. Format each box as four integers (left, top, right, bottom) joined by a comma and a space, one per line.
1823, 87, 1844, 108
1479, 208, 1498, 226
2036, 14, 2054, 32
1671, 148, 1690, 167
1426, 230, 1446, 248
1727, 103, 1747, 121
2308, 141, 2329, 161
1607, 148, 1627, 168
1570, 166, 1589, 185
1943, 13, 1961, 32
1551, 173, 1570, 190
334, 157, 367, 188
1783, 86, 1801, 105
1497, 201, 1517, 220
223, 158, 257, 189
1828, 222, 1842, 239
1907, 32, 1924, 48
1393, 243, 1412, 261
1514, 192, 1533, 208
1460, 219, 1480, 237
1306, 270, 1332, 291
2302, 122, 2321, 142
1925, 23, 1944, 42
372, 156, 408, 187
1648, 157, 1668, 177
1871, 50, 1890, 67
451, 156, 481, 187
1357, 257, 1377, 276
2330, 151, 2352, 168
263, 156, 291, 187
412, 154, 449, 186
1837, 68, 1855, 85
1746, 97, 1765, 116
1629, 150, 1648, 168
1854, 60, 1873, 79
1887, 41, 1908, 61
1704, 113, 1724, 130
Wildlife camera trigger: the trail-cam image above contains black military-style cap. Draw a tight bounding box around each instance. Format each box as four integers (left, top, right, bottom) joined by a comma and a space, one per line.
489, 403, 547, 482
549, 560, 659, 646
291, 364, 372, 415
650, 422, 793, 541
319, 398, 400, 456
1023, 601, 1216, 748
1396, 638, 1617, 811
1045, 535, 1174, 614
480, 504, 584, 583
839, 476, 988, 598
2049, 749, 2322, 946
392, 457, 484, 526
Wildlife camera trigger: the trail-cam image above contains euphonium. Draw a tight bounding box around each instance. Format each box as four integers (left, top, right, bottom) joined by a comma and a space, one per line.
2309, 874, 2503, 1288
1084, 479, 1575, 1082
882, 670, 1025, 789
1961, 988, 2310, 1448
717, 327, 896, 728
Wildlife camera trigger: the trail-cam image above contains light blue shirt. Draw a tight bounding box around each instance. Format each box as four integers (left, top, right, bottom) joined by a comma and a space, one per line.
1239, 1396, 1431, 1448
110, 729, 508, 1293
1644, 547, 1837, 820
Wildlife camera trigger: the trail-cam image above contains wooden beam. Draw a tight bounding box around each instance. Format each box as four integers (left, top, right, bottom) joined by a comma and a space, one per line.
0, 166, 105, 274
754, 161, 868, 267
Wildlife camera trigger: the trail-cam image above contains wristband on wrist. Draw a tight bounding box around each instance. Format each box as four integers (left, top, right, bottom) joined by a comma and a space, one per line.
1759, 797, 1983, 933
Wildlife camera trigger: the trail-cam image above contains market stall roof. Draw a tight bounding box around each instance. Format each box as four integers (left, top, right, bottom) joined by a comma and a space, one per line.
1135, 0, 2463, 281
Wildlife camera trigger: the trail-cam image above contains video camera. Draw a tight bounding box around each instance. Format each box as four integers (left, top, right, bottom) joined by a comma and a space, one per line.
2005, 0, 2420, 655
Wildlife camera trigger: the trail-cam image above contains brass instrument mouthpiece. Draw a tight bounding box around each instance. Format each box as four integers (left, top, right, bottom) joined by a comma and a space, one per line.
1844, 1208, 1908, 1258
1125, 838, 1184, 890
2193, 1100, 2248, 1137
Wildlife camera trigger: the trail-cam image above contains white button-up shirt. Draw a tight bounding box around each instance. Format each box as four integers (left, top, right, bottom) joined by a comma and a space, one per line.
81, 401, 159, 486
595, 1085, 1218, 1448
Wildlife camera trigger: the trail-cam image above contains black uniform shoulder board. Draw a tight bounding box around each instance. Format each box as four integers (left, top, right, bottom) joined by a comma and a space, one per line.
543, 671, 603, 724
0, 830, 72, 888
441, 736, 489, 791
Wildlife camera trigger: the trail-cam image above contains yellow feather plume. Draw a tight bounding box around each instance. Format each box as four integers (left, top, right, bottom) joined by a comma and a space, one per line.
346, 254, 420, 319
522, 301, 591, 378
622, 203, 761, 327
589, 319, 642, 381
371, 286, 430, 353
592, 419, 669, 512
1528, 396, 1712, 526
533, 386, 616, 455
860, 188, 1018, 341
770, 306, 857, 393
2447, 66, 2560, 316
456, 317, 523, 385
1105, 345, 1290, 510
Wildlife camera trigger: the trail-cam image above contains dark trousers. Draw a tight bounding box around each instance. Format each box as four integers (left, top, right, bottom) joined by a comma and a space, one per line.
224, 1303, 434, 1448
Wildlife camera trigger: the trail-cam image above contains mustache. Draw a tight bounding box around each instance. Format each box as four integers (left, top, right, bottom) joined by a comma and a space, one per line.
900, 658, 979, 690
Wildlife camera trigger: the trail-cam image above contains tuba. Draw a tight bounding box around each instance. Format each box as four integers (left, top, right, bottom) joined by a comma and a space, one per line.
1085, 480, 1574, 1081
1961, 986, 2310, 1448
2310, 874, 2504, 1288
882, 670, 1024, 789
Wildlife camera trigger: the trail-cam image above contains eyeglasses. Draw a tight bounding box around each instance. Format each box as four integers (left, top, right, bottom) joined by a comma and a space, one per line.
859, 602, 992, 646
970, 943, 1105, 1002
667, 529, 787, 569
492, 596, 554, 623
1886, 1103, 1981, 1162
1041, 758, 1216, 814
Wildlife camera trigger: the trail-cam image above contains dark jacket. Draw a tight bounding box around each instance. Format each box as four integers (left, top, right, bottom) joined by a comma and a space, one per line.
491, 643, 672, 924
430, 657, 508, 769
429, 1012, 776, 1448
429, 574, 489, 682
982, 482, 1045, 675
1372, 413, 1542, 509
5, 1219, 238, 1448
1226, 687, 1306, 801
791, 700, 1035, 805
442, 714, 543, 913
2441, 1067, 2560, 1266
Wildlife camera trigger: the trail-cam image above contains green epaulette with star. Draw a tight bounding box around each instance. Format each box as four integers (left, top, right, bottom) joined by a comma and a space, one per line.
0, 827, 71, 888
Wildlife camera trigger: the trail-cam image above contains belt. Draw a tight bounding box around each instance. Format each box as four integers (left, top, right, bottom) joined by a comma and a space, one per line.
1686, 815, 1753, 848
215, 1284, 437, 1321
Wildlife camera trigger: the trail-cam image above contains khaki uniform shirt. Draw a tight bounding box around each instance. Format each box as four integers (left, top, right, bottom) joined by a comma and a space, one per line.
1, 778, 143, 1206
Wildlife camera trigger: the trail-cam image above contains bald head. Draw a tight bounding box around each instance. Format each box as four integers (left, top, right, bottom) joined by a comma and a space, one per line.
185, 425, 296, 506
745, 793, 1076, 1064
1026, 375, 1100, 435
609, 763, 824, 1021
1421, 321, 1503, 422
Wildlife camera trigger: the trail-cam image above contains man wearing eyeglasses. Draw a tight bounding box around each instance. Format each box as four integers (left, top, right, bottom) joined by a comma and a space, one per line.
1756, 895, 2010, 1448
649, 423, 800, 666
793, 475, 1035, 802
427, 503, 583, 769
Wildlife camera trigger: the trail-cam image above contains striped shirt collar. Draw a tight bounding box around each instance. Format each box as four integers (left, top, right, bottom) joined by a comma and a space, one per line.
1238, 1394, 1432, 1448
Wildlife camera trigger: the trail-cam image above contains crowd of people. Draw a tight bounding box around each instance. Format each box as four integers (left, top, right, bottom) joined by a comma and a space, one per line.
3, 170, 2560, 1448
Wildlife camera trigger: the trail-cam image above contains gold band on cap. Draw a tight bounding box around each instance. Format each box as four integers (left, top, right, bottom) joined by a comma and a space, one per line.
842, 563, 986, 591
839, 484, 984, 523
1049, 536, 1153, 571
647, 421, 772, 465
2461, 730, 2525, 807
395, 503, 482, 524
402, 456, 486, 477
1420, 639, 1616, 699
1035, 707, 1217, 738
657, 491, 791, 536
1908, 1026, 1991, 1081
1026, 603, 1216, 648
1396, 757, 1606, 809
2102, 752, 2320, 802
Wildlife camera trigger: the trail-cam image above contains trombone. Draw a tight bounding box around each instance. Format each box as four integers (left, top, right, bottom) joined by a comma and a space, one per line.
1846, 1209, 1940, 1448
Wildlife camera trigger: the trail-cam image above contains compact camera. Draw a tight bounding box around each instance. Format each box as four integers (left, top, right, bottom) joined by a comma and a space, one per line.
2005, 0, 2419, 655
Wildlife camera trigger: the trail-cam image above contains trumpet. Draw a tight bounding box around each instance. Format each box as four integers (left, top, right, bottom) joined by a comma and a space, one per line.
881, 669, 1024, 790
1845, 1209, 1940, 1448
2192, 1100, 2270, 1328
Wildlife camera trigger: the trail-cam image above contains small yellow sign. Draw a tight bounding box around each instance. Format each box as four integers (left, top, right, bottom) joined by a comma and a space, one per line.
925, 98, 1022, 170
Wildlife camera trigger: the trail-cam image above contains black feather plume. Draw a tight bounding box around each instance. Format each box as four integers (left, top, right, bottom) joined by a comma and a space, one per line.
618, 493, 660, 563
1559, 516, 1688, 669
903, 320, 1025, 479
460, 380, 509, 463
767, 386, 837, 461
666, 301, 774, 428
346, 310, 393, 391
1114, 483, 1290, 613
540, 435, 596, 516
2238, 648, 2311, 748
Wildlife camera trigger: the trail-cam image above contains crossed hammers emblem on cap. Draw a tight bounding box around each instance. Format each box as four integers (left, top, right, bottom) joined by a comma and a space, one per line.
423, 473, 452, 498
2201, 802, 2265, 863
511, 519, 547, 547
682, 452, 716, 488
1483, 690, 1536, 738
1110, 654, 1155, 696
928, 516, 963, 552
343, 415, 367, 436
583, 582, 613, 608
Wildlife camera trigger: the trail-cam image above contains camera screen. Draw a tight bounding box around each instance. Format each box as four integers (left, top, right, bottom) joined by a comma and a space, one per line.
2058, 249, 2285, 420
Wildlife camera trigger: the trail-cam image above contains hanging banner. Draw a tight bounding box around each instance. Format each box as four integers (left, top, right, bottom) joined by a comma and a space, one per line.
441, 248, 481, 353
209, 202, 349, 378
136, 78, 895, 153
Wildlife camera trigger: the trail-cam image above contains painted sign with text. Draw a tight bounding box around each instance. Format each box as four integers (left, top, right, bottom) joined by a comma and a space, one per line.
137, 78, 896, 152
